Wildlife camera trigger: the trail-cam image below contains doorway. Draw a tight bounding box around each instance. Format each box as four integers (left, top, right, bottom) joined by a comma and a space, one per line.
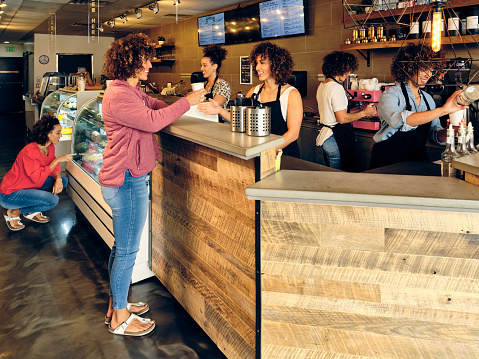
0, 57, 24, 113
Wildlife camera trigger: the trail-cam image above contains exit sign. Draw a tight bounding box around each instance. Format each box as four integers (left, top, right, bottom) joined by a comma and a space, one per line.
5, 46, 14, 52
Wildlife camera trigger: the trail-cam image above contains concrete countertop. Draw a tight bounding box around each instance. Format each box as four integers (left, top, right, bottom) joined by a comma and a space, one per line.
452, 152, 479, 176
160, 116, 284, 160
246, 170, 479, 212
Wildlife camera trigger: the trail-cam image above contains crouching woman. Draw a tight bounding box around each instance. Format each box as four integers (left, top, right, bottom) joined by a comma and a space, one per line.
0, 115, 73, 231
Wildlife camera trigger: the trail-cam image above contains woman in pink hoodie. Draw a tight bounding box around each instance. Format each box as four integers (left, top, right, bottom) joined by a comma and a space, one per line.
99, 32, 205, 337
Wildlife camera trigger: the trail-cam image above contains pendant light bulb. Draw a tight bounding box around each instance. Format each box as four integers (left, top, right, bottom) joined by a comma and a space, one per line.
0, 1, 6, 8
431, 0, 444, 53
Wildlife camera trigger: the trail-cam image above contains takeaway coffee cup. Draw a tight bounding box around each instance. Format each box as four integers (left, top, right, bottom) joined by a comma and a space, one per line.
450, 109, 465, 126
191, 82, 205, 92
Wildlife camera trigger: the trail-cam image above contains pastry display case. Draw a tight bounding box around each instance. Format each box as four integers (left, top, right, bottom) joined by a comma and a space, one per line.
66, 95, 153, 283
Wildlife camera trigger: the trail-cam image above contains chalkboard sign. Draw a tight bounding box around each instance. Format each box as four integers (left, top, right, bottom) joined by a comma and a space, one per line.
240, 56, 252, 85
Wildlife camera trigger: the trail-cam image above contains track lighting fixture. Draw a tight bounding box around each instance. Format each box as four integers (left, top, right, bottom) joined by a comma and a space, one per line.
107, 19, 115, 28
149, 1, 159, 14
135, 8, 142, 19
174, 0, 180, 5
120, 14, 127, 23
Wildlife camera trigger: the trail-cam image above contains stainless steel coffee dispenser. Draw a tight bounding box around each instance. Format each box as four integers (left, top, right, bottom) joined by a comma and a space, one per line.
245, 103, 271, 137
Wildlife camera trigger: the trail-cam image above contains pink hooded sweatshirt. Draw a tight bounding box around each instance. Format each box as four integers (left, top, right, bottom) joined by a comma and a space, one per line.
99, 80, 190, 187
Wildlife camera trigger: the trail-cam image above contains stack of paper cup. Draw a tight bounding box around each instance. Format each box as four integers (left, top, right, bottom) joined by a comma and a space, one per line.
77, 78, 86, 91
450, 109, 465, 126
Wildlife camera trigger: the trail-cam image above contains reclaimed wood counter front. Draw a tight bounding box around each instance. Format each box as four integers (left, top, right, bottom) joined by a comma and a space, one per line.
152, 116, 283, 359
246, 170, 479, 358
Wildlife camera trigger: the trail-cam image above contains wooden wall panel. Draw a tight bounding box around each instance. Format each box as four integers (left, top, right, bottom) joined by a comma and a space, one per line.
152, 132, 276, 359
261, 200, 479, 358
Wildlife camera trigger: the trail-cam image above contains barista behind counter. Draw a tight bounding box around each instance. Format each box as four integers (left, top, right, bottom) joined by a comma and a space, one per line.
369, 43, 468, 170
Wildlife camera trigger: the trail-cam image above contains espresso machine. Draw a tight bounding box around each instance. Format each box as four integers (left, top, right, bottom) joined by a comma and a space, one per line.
347, 88, 381, 130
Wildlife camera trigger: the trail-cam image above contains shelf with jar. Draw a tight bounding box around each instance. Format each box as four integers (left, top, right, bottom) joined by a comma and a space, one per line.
152, 44, 175, 68
343, 0, 479, 22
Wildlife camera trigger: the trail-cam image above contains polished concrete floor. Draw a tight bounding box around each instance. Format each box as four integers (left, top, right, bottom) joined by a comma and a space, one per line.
0, 113, 227, 359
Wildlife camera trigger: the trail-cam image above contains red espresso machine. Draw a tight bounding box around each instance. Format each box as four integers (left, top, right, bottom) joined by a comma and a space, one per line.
347, 89, 381, 130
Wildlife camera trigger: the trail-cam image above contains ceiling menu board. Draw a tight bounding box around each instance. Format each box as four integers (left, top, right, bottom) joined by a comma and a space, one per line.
198, 13, 225, 46
259, 0, 305, 39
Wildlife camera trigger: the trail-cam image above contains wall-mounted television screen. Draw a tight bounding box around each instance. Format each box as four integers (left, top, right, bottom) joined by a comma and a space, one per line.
198, 13, 225, 46
259, 0, 306, 39
224, 4, 261, 45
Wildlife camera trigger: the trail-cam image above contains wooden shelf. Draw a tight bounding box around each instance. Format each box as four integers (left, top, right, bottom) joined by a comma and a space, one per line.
340, 34, 479, 50
151, 59, 175, 63
344, 0, 479, 22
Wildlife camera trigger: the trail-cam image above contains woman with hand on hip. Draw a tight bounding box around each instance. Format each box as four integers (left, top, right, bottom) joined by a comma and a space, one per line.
0, 115, 71, 231
100, 32, 205, 337
198, 41, 302, 157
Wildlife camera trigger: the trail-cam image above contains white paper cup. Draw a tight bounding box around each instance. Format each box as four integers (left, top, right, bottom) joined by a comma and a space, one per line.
106, 80, 113, 88
191, 82, 205, 91
449, 109, 465, 126
77, 79, 85, 91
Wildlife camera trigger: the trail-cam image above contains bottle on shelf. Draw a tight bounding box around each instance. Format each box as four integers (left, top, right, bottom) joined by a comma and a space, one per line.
441, 124, 459, 177
466, 122, 478, 154
456, 85, 479, 106
456, 123, 470, 157
447, 12, 461, 37
466, 7, 479, 35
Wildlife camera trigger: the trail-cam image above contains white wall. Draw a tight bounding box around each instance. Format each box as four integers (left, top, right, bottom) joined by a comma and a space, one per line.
33, 34, 114, 94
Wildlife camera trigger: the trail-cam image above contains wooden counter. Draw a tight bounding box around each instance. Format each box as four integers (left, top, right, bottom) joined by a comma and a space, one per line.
246, 170, 479, 358
151, 116, 283, 359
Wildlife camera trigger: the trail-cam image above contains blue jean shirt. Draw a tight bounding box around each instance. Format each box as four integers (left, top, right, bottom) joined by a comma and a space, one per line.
373, 82, 443, 143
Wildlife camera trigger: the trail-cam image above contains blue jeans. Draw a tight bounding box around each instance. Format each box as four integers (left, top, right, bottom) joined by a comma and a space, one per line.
321, 135, 342, 170
101, 170, 148, 310
0, 176, 68, 214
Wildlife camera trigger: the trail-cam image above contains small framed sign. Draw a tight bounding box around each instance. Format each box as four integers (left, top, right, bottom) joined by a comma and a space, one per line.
240, 56, 252, 85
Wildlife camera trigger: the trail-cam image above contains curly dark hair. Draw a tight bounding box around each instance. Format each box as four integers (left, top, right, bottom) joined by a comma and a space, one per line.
322, 51, 358, 78
391, 43, 445, 82
248, 42, 294, 85
203, 44, 228, 72
30, 115, 60, 145
103, 32, 155, 81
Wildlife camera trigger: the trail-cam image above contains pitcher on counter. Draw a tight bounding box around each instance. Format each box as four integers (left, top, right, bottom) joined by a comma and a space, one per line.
99, 32, 205, 337
369, 43, 468, 169
316, 51, 377, 171
198, 41, 303, 158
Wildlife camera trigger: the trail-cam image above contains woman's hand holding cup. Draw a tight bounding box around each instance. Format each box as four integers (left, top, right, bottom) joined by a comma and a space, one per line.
186, 88, 206, 106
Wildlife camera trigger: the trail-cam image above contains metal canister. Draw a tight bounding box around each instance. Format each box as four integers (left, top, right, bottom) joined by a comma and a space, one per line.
230, 106, 247, 133
245, 105, 271, 137
359, 27, 366, 39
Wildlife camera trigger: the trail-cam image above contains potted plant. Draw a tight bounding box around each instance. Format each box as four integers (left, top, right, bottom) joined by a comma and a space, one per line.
157, 35, 165, 45
361, 0, 374, 14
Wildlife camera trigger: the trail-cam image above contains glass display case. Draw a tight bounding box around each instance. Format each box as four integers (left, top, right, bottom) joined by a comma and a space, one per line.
66, 95, 153, 283
71, 96, 106, 181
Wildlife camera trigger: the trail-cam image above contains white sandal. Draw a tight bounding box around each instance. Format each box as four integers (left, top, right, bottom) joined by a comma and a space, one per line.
108, 313, 155, 336
4, 214, 25, 231
23, 212, 50, 223
104, 302, 149, 325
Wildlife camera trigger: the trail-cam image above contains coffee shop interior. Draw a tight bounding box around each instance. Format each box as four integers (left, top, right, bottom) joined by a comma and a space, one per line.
2, 0, 479, 358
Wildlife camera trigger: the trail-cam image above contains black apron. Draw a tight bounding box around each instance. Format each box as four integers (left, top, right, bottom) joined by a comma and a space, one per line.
205, 76, 226, 124
369, 82, 431, 170
257, 83, 300, 158
322, 77, 356, 172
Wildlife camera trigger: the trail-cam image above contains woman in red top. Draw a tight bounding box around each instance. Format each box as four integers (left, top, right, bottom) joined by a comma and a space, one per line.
0, 115, 73, 231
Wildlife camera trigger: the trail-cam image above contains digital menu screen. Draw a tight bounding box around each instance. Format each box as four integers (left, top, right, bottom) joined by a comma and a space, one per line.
259, 0, 305, 39
198, 13, 225, 46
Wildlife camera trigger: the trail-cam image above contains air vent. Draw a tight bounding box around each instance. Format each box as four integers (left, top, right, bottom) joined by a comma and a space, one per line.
68, 0, 111, 7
